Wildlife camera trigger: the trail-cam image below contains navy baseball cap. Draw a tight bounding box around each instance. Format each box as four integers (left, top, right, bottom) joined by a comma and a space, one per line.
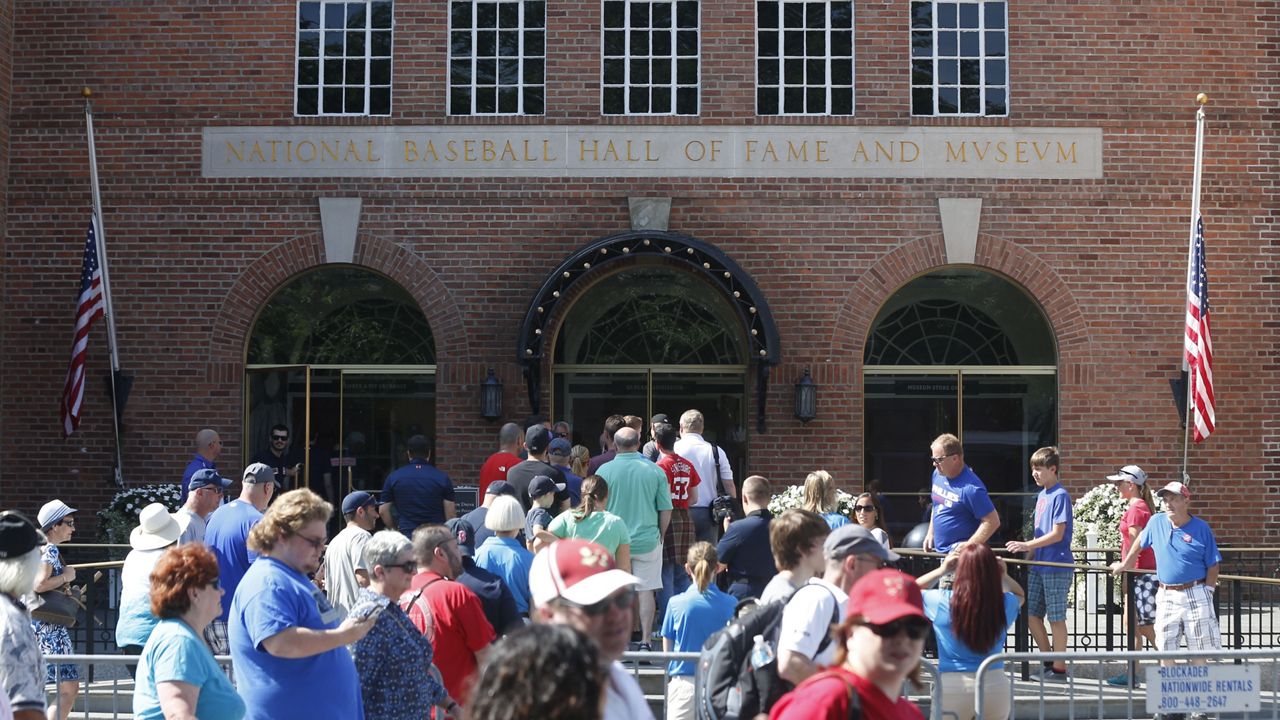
188, 468, 231, 492
486, 480, 518, 497
341, 491, 378, 515
446, 517, 476, 557
529, 475, 566, 499
548, 437, 572, 456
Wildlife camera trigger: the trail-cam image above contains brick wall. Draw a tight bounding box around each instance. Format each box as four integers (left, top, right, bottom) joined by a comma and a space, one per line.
1, 1, 1275, 542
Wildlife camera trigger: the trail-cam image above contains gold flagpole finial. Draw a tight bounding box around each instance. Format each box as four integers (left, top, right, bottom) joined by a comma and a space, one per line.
1195, 92, 1209, 106
82, 87, 92, 98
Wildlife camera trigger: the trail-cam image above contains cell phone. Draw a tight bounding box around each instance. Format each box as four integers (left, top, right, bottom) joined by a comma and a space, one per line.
352, 603, 384, 622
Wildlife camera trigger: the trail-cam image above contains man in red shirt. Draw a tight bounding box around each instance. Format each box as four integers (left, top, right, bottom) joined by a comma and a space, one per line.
654, 421, 701, 627
405, 524, 496, 708
477, 422, 523, 498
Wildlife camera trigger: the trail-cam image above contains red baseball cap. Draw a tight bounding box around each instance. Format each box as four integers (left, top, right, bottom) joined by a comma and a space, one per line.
846, 568, 928, 625
1156, 481, 1191, 500
529, 539, 639, 607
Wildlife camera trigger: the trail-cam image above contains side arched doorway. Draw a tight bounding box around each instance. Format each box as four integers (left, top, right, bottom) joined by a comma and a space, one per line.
244, 265, 437, 504
863, 268, 1057, 543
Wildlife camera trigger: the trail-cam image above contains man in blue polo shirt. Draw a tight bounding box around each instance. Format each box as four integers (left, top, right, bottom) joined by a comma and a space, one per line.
924, 433, 1001, 554
1006, 446, 1073, 679
180, 428, 221, 504
380, 434, 455, 538
1113, 480, 1221, 682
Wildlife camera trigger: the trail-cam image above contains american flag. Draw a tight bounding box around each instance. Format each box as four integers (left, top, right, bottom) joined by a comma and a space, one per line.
1183, 215, 1215, 442
60, 221, 105, 437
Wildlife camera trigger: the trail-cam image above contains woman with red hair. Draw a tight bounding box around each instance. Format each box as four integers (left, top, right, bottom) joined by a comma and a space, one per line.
133, 544, 245, 720
918, 544, 1025, 720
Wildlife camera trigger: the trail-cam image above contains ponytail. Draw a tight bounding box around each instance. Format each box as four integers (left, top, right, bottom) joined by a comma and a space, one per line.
574, 476, 608, 521
1138, 483, 1156, 516
686, 542, 718, 593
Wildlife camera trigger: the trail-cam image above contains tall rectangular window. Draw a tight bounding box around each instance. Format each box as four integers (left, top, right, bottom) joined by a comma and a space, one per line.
450, 1, 546, 114
602, 1, 699, 115
756, 1, 854, 116
911, 1, 1007, 116
296, 1, 393, 116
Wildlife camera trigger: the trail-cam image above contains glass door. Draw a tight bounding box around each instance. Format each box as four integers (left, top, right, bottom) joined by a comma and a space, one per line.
651, 370, 748, 479
244, 365, 310, 490
553, 370, 648, 453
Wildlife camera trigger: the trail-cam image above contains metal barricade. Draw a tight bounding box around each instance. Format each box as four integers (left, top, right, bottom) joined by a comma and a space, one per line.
44, 653, 234, 719
974, 649, 1280, 719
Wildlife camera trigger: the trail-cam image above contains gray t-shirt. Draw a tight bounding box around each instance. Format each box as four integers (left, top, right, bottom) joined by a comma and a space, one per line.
173, 507, 206, 546
323, 524, 371, 615
1, 594, 46, 714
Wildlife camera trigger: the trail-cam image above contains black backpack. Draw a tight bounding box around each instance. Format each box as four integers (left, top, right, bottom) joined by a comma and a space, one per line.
694, 585, 841, 720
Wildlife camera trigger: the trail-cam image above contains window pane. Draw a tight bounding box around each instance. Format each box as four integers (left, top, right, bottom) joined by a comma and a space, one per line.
831, 58, 852, 85
451, 1, 472, 26
452, 31, 472, 56
499, 2, 518, 28
525, 30, 544, 56
603, 86, 625, 113
605, 30, 625, 56
986, 30, 1005, 57
498, 86, 518, 113
759, 31, 778, 57
911, 87, 933, 115
298, 87, 319, 114
324, 59, 343, 84
325, 31, 344, 56
831, 86, 852, 115
938, 58, 958, 85
677, 58, 697, 84
676, 0, 697, 27
476, 58, 496, 84
959, 3, 979, 28
300, 3, 321, 30
805, 86, 825, 113
783, 3, 803, 27
525, 1, 545, 28
298, 59, 319, 85
653, 2, 671, 27
499, 30, 519, 56
500, 58, 519, 84
524, 86, 544, 113
476, 86, 496, 112
630, 86, 650, 113
346, 58, 365, 84
346, 3, 366, 29
758, 1, 778, 29
758, 58, 779, 85
937, 2, 956, 28
912, 30, 932, 57
652, 58, 672, 83
477, 2, 497, 27
347, 31, 365, 57
960, 86, 981, 113
783, 86, 803, 113
985, 1, 1005, 29
938, 86, 958, 113
758, 87, 777, 114
985, 58, 1005, 85
371, 58, 391, 84
651, 87, 671, 113
960, 31, 978, 56
784, 58, 803, 84
526, 58, 544, 83
631, 30, 649, 56
323, 87, 344, 113
985, 87, 1007, 114
677, 30, 697, 55
370, 87, 390, 115
830, 2, 852, 29
604, 1, 625, 28
910, 1, 931, 29
451, 59, 472, 83
830, 29, 851, 56
300, 31, 320, 57
631, 58, 650, 84
960, 58, 980, 85
938, 31, 957, 56
806, 30, 824, 54
676, 86, 697, 114
451, 87, 471, 112
806, 58, 825, 84
371, 30, 391, 56
371, 1, 392, 28
345, 87, 364, 113
477, 30, 496, 56
805, 2, 824, 28
911, 59, 931, 86
652, 31, 671, 55
325, 4, 345, 28
631, 2, 650, 26
604, 58, 625, 84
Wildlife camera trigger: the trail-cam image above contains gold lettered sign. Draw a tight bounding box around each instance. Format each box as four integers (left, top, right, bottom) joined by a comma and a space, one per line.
202, 126, 1102, 179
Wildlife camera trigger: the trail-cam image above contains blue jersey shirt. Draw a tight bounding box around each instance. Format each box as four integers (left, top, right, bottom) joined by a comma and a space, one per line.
204, 499, 263, 621
661, 584, 737, 676
1138, 512, 1221, 585
1031, 484, 1073, 572
931, 465, 996, 553
473, 536, 534, 614
382, 458, 455, 538
924, 589, 1021, 672
229, 556, 363, 720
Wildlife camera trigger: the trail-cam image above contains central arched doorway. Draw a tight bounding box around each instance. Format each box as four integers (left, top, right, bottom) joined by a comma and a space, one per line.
551, 264, 750, 472
244, 265, 437, 504
863, 267, 1057, 544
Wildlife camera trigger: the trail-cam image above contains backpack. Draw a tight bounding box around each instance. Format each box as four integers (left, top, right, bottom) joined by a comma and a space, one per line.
694, 584, 841, 720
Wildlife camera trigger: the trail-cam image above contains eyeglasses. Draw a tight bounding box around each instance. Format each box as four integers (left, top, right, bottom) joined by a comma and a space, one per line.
295, 533, 326, 551
930, 453, 956, 465
563, 588, 636, 617
197, 486, 225, 495
867, 618, 931, 641
854, 555, 887, 569
271, 435, 289, 442
854, 505, 877, 513
387, 560, 418, 574
57, 519, 76, 528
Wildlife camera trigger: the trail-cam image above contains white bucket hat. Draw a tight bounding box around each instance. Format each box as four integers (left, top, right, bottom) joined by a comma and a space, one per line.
37, 499, 77, 530
130, 503, 181, 551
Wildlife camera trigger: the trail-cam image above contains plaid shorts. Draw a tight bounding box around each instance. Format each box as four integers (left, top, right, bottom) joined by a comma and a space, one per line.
1026, 570, 1071, 622
204, 619, 230, 655
1155, 583, 1221, 652
663, 508, 696, 566
1131, 573, 1158, 626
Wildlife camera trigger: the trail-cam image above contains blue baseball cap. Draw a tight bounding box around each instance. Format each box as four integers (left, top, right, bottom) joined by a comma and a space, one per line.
341, 491, 378, 516
188, 468, 231, 491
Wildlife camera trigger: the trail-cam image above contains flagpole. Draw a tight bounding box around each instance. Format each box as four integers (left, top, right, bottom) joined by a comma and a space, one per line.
83, 87, 125, 488
1180, 93, 1208, 485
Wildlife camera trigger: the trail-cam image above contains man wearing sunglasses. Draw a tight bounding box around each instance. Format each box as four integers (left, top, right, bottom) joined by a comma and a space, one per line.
531, 539, 653, 720
922, 433, 1000, 557
252, 424, 303, 490
174, 468, 231, 546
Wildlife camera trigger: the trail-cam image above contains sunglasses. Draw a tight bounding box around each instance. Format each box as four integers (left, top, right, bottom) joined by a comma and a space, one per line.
295, 533, 326, 551
854, 505, 877, 512
564, 588, 636, 617
272, 436, 289, 442
867, 618, 931, 641
930, 453, 956, 465
387, 561, 418, 574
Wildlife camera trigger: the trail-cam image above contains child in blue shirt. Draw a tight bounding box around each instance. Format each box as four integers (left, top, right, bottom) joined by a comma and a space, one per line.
662, 542, 737, 720
1005, 446, 1073, 678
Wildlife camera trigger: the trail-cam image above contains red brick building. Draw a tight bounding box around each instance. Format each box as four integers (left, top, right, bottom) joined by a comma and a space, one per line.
1, 0, 1275, 542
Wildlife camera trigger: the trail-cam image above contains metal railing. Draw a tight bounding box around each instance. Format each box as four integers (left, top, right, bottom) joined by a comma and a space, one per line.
974, 649, 1280, 719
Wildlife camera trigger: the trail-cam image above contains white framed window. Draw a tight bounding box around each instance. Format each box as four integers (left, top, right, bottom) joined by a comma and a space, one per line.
601, 1, 700, 115
910, 0, 1007, 116
295, 1, 393, 116
449, 1, 546, 115
756, 1, 854, 116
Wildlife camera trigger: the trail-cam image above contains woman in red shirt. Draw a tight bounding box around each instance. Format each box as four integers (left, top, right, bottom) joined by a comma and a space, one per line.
770, 569, 929, 720
1105, 464, 1158, 687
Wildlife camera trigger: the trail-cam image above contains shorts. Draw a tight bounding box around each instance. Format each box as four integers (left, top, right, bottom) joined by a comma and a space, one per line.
1131, 572, 1157, 626
666, 675, 695, 720
1155, 583, 1221, 652
204, 619, 230, 655
1026, 570, 1071, 622
663, 509, 695, 566
631, 546, 664, 591
940, 670, 1011, 720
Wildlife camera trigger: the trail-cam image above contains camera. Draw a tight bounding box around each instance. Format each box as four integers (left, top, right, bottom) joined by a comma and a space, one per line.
711, 495, 735, 524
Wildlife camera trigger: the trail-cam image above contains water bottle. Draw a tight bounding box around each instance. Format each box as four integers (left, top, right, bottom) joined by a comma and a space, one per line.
749, 634, 775, 669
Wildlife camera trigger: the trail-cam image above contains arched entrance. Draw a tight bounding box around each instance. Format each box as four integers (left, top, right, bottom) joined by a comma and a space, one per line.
551, 265, 749, 469
863, 267, 1057, 542
244, 265, 436, 503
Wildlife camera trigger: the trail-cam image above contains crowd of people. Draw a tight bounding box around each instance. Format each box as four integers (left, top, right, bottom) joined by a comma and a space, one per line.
0, 415, 1226, 720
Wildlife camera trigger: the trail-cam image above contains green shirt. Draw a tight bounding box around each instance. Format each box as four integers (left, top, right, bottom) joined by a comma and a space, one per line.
599, 452, 673, 554
548, 510, 632, 557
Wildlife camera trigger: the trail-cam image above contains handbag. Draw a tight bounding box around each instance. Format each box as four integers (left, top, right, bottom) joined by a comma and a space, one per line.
31, 585, 85, 627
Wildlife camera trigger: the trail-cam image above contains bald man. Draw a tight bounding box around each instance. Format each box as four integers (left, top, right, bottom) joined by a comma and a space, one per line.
182, 428, 222, 504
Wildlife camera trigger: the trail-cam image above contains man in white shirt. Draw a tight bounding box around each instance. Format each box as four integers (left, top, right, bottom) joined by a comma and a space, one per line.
673, 409, 737, 543
530, 539, 654, 720
323, 491, 379, 614
776, 524, 899, 685
173, 468, 230, 545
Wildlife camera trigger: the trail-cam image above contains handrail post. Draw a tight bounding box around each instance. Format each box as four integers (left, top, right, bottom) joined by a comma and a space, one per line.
1104, 551, 1115, 651
1232, 578, 1243, 658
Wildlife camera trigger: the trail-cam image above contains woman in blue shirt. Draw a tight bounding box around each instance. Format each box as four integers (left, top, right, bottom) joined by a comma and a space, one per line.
475, 495, 535, 614
133, 544, 245, 720
918, 543, 1024, 720
801, 470, 850, 530
661, 542, 737, 720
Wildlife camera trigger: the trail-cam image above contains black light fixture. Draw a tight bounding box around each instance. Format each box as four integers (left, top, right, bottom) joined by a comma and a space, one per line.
481, 368, 503, 421
794, 368, 817, 423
